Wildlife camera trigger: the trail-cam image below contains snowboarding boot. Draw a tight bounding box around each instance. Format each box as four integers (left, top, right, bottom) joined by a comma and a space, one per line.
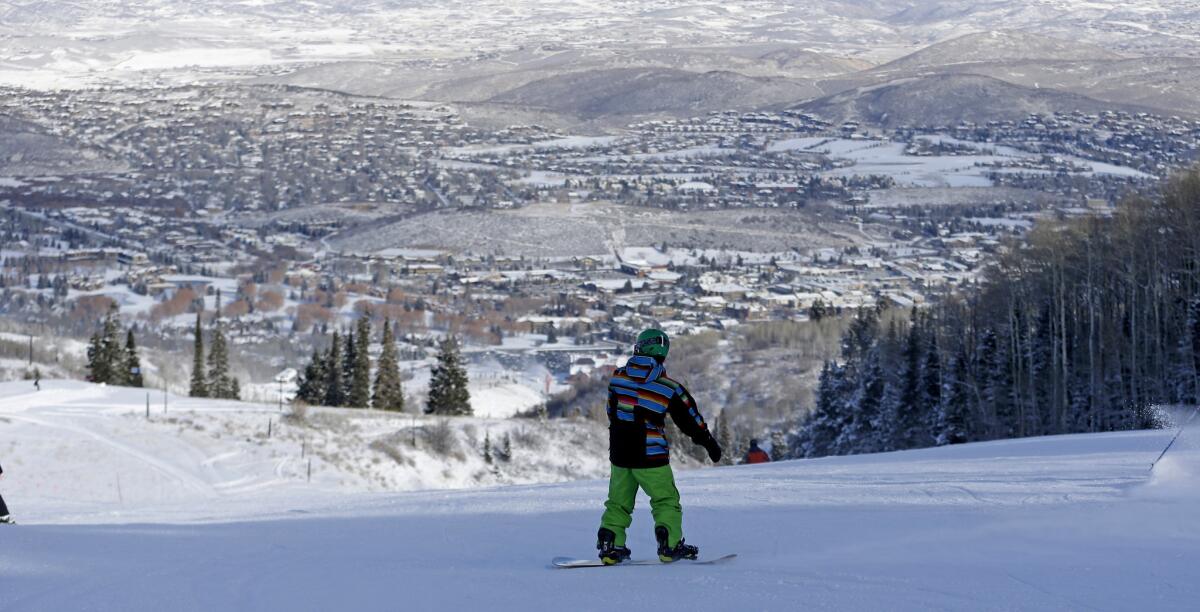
596, 528, 631, 565
655, 526, 698, 562
0, 515, 14, 525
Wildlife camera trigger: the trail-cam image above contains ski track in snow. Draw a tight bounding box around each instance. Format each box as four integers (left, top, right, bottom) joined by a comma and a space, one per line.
3, 411, 219, 499
1, 381, 1199, 610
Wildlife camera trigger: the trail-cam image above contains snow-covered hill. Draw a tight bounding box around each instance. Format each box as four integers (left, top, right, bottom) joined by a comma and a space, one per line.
0, 380, 611, 524
1, 380, 1198, 610
4, 0, 1200, 90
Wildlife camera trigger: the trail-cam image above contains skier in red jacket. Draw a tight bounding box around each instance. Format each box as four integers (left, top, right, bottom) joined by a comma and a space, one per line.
744, 439, 771, 464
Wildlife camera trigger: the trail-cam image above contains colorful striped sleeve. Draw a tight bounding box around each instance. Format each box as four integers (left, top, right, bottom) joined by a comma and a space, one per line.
665, 380, 713, 445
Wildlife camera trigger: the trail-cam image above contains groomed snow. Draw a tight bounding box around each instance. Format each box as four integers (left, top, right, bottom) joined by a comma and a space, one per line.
1, 381, 1198, 611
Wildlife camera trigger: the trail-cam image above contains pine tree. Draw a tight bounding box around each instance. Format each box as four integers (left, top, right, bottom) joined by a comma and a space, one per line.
372, 319, 405, 411
124, 330, 143, 388
207, 322, 233, 399
877, 370, 902, 453
501, 434, 512, 462
799, 361, 846, 458
842, 307, 879, 364
917, 333, 942, 447
483, 432, 493, 464
296, 347, 327, 404
348, 317, 372, 408
86, 332, 106, 383
874, 320, 905, 451
839, 345, 886, 454
324, 331, 346, 407
85, 311, 120, 385
102, 312, 124, 384
936, 349, 972, 446
546, 323, 558, 344
343, 327, 356, 376
189, 312, 207, 397
342, 330, 357, 403
426, 336, 471, 416
977, 328, 1015, 439
1028, 301, 1055, 436
894, 315, 925, 449
808, 299, 828, 321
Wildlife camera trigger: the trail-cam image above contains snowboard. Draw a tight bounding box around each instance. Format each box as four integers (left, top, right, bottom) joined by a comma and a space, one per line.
552, 554, 737, 569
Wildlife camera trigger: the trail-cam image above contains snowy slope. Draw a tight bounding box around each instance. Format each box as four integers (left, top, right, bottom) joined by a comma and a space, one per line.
1, 381, 1199, 610
0, 380, 611, 524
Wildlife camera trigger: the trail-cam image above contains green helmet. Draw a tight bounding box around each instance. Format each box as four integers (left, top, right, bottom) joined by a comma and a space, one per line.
634, 328, 670, 360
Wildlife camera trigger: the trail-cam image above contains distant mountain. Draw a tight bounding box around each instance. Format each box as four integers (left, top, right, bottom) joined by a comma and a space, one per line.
797, 74, 1161, 129
4, 2, 1199, 128
875, 30, 1124, 73
265, 44, 868, 105
813, 31, 1200, 119
488, 68, 822, 119
0, 1, 88, 26
900, 56, 1200, 118
626, 45, 872, 79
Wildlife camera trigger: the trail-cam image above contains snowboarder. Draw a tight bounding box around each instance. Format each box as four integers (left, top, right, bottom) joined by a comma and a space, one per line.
597, 329, 722, 565
0, 460, 13, 524
744, 439, 770, 464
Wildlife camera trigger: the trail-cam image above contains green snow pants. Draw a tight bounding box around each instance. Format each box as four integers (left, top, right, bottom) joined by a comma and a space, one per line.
599, 464, 683, 548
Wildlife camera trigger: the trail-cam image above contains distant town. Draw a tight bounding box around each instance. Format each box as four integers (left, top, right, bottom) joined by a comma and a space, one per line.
2, 83, 1198, 403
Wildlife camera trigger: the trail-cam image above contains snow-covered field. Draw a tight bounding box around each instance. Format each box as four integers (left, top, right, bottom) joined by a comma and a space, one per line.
768, 137, 1155, 188
0, 381, 611, 522
1, 380, 1198, 610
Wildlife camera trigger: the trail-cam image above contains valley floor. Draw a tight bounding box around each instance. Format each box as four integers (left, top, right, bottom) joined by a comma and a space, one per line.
1, 382, 1198, 611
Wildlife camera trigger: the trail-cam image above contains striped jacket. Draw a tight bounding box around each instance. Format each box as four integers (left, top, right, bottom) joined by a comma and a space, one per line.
606, 355, 714, 469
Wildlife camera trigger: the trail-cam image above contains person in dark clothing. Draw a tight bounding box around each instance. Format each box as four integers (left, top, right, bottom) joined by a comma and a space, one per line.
744, 439, 771, 464
596, 328, 722, 565
0, 461, 12, 524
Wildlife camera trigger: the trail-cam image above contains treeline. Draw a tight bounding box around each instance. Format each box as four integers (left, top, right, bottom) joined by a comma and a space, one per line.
85, 306, 143, 387
292, 316, 471, 415
795, 167, 1200, 457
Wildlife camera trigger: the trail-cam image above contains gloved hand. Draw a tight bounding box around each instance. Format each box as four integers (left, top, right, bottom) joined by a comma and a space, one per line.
703, 438, 723, 464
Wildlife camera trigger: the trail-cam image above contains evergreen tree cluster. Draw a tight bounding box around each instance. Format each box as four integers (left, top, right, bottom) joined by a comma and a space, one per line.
294, 317, 410, 411
795, 307, 951, 456
482, 432, 513, 464
188, 296, 240, 400
797, 168, 1200, 458
85, 307, 144, 387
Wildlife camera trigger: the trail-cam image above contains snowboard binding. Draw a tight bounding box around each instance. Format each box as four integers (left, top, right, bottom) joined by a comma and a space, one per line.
596, 528, 631, 565
655, 526, 698, 562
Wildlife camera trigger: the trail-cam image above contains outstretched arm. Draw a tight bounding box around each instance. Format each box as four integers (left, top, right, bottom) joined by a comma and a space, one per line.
668, 384, 721, 462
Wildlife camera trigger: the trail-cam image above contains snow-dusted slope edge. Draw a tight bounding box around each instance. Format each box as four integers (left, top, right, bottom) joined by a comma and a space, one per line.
0, 380, 610, 525
1, 380, 1199, 610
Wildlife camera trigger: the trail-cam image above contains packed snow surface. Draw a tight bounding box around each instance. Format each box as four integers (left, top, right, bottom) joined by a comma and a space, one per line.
1, 381, 1199, 611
